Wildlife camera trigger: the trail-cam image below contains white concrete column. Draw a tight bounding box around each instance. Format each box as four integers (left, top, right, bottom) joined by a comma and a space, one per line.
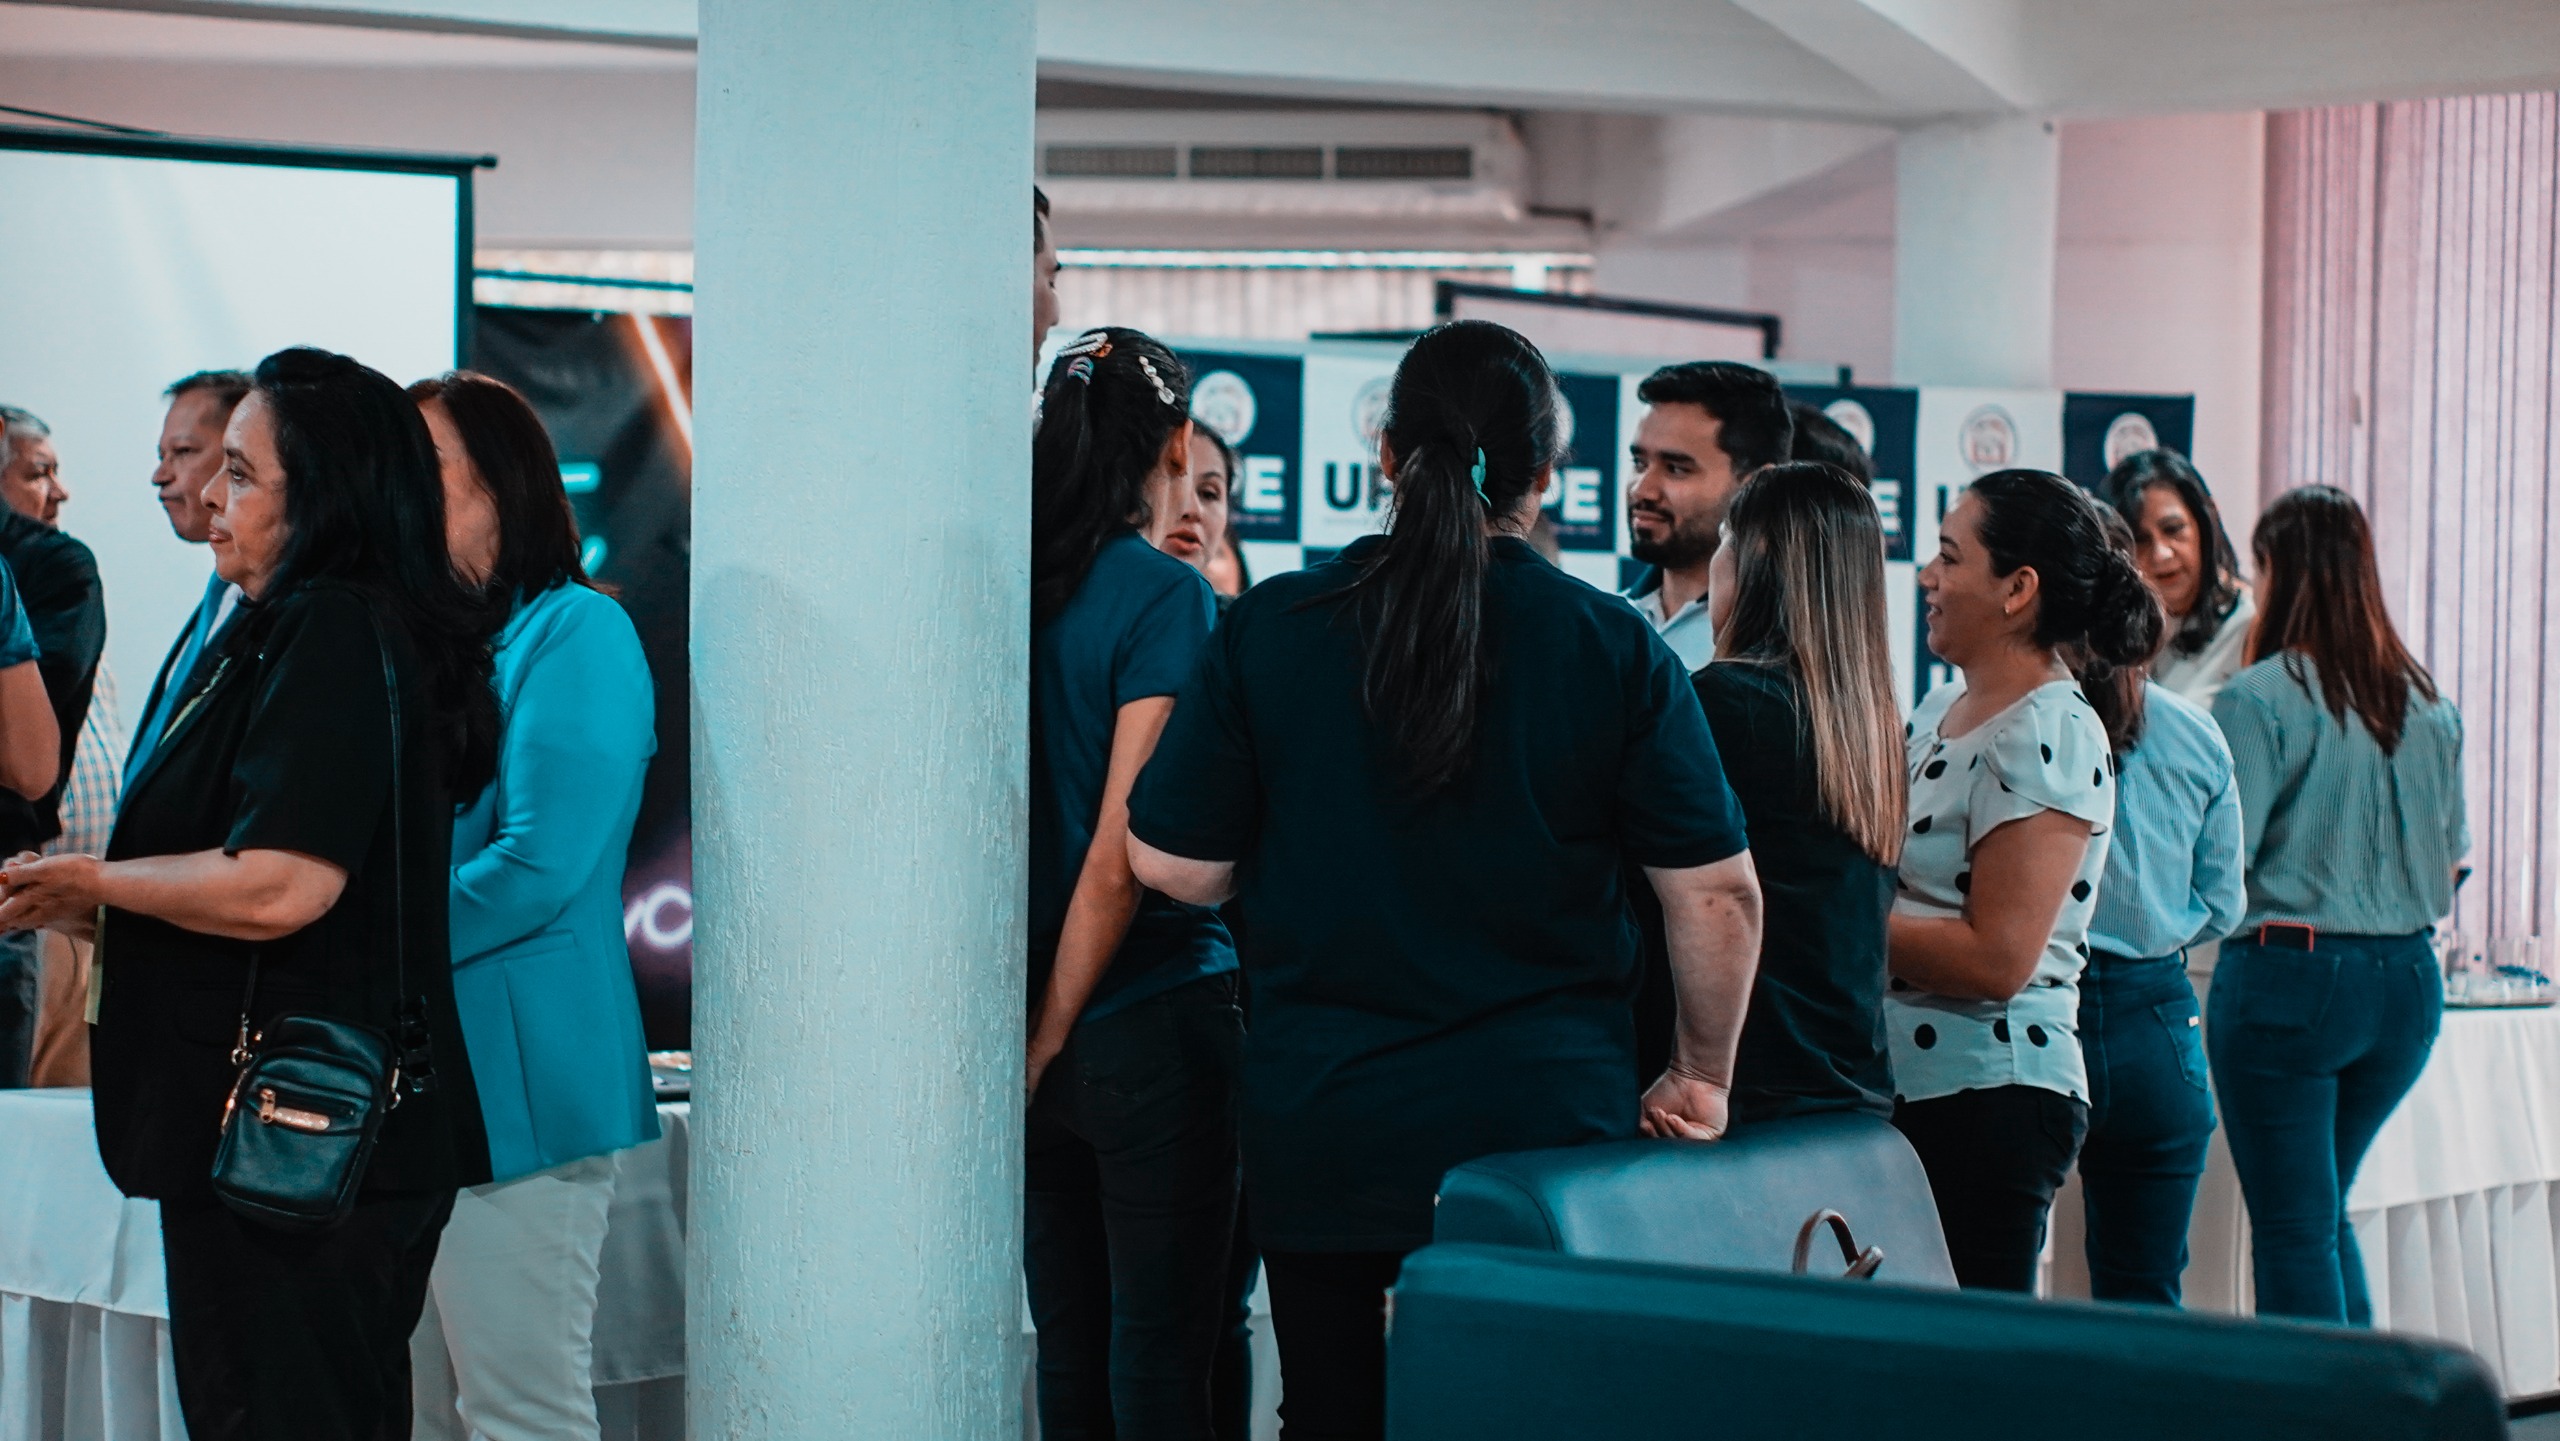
1893, 115, 2059, 388
688, 2, 1033, 1436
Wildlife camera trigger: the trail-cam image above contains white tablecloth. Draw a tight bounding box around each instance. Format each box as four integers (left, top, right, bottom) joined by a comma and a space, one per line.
2049, 1004, 2560, 1395
0, 1090, 689, 1441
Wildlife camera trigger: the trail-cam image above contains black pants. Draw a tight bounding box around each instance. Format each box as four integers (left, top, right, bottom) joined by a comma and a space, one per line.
161, 1188, 456, 1441
1213, 1198, 1261, 1441
1893, 1085, 2088, 1293
1026, 974, 1244, 1441
1260, 1249, 1409, 1441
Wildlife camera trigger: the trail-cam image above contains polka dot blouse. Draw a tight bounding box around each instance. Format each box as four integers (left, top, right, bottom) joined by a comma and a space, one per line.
1888, 678, 2116, 1105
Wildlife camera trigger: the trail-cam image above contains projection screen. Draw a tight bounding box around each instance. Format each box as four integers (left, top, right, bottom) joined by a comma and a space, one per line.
0, 127, 477, 701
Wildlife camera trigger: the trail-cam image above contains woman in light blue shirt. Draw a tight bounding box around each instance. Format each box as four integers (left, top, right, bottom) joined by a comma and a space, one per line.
2209, 485, 2464, 1327
407, 373, 659, 1441
2075, 508, 2247, 1307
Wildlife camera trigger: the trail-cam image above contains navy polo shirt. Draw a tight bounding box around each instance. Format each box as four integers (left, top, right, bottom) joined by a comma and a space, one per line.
1031, 532, 1237, 1023
1128, 535, 1749, 1250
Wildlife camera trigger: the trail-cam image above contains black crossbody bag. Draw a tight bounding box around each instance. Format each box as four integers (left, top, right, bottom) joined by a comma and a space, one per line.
208, 611, 439, 1231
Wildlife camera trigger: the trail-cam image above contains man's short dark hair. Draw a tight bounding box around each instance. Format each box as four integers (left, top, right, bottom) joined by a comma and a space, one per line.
1788, 400, 1872, 485
1034, 186, 1051, 249
1635, 361, 1792, 474
165, 369, 254, 415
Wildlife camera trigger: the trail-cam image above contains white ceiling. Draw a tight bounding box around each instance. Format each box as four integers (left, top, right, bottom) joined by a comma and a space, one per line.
5, 0, 2558, 119
0, 2, 687, 67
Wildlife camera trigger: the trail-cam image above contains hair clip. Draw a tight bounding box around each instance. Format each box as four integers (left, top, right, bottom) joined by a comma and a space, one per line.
1059, 330, 1113, 361
1470, 448, 1491, 504
1136, 354, 1178, 407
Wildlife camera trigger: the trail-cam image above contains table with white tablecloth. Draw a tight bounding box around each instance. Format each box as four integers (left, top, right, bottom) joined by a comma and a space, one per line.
48, 1007, 2551, 1423
2050, 1003, 2560, 1395
0, 1089, 689, 1441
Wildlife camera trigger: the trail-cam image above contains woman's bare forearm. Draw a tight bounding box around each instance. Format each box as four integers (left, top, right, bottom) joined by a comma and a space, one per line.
1887, 911, 2038, 1001
98, 849, 347, 941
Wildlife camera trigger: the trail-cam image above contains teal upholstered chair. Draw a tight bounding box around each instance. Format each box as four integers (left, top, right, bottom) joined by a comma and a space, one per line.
1434, 1112, 1957, 1288
1386, 1244, 2505, 1441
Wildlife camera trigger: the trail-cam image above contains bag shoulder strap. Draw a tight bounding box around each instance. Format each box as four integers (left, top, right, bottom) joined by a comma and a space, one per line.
364, 606, 407, 1013
228, 600, 412, 1079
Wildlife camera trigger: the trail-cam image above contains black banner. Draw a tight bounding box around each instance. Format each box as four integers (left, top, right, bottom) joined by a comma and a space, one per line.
471, 306, 694, 1050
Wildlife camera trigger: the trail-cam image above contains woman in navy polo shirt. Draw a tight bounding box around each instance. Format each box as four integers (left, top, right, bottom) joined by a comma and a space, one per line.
1025, 328, 1242, 1441
1127, 320, 1762, 1441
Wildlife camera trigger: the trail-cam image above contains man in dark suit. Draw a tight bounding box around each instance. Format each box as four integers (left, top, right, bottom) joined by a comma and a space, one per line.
127, 372, 249, 784
0, 404, 103, 1087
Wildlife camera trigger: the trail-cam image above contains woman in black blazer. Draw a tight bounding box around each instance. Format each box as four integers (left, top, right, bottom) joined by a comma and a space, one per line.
0, 348, 501, 1441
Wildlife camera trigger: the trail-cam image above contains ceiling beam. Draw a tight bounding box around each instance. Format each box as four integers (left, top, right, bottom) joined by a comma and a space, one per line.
2, 0, 693, 46
1725, 0, 2022, 115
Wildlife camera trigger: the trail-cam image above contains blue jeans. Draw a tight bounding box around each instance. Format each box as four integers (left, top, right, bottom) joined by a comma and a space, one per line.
1026, 973, 1244, 1441
2206, 932, 2442, 1324
0, 929, 42, 1089
2078, 952, 2216, 1305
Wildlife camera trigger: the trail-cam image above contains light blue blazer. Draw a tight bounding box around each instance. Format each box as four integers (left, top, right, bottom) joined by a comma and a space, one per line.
451, 581, 661, 1183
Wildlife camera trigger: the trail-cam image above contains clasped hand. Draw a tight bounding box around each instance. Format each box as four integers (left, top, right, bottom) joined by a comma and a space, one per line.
0, 851, 105, 940
1639, 1064, 1730, 1142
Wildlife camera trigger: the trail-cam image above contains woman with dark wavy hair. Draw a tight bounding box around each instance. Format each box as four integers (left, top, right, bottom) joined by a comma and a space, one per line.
0, 346, 498, 1439
2103, 449, 2251, 706
2208, 485, 2465, 1325
1126, 321, 1760, 1439
1023, 327, 1242, 1441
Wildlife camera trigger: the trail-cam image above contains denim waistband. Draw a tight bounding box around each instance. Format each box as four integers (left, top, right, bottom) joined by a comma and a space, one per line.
2224, 929, 2430, 953
2081, 950, 2193, 1010
2088, 948, 2184, 970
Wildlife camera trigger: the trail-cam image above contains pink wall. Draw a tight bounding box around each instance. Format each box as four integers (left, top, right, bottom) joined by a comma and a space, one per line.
2056, 112, 2266, 540
1594, 113, 2266, 524
2264, 92, 2560, 945
0, 58, 695, 249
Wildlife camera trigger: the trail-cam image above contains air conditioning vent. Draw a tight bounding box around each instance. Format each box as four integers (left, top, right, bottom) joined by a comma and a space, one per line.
1334, 146, 1474, 181
1045, 145, 1179, 179
1189, 145, 1325, 180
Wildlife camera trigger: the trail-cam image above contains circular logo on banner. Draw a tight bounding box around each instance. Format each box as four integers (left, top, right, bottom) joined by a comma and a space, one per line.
2104, 411, 2160, 469
1822, 399, 1877, 458
1352, 376, 1393, 452
1191, 370, 1258, 447
1960, 405, 2018, 473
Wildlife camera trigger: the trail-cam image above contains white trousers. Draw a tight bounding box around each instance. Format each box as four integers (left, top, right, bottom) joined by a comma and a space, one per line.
411, 1153, 620, 1441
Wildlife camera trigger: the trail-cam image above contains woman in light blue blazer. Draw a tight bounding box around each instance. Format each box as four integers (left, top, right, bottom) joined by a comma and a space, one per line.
406, 372, 658, 1441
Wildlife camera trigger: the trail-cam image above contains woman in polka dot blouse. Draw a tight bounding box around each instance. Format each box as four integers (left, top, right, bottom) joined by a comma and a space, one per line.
1888, 470, 2166, 1292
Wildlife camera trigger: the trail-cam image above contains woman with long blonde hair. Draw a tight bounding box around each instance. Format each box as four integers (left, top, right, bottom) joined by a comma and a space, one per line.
1659, 460, 1906, 1120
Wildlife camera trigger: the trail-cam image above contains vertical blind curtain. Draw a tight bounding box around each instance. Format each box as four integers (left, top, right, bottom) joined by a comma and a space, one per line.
2261, 93, 2560, 946
1055, 265, 1590, 342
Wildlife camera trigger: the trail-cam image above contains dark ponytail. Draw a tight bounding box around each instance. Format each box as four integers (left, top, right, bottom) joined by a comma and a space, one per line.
1328, 320, 1561, 795
1970, 469, 2165, 753
1032, 327, 1192, 623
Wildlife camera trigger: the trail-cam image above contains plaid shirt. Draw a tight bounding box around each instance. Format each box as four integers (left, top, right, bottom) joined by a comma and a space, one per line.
48, 661, 124, 858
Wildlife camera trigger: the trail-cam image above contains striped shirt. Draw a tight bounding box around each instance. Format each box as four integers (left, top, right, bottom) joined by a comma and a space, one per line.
2212, 653, 2466, 935
2086, 684, 2246, 960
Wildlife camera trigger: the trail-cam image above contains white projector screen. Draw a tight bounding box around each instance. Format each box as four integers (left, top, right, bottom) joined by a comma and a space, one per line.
0, 131, 469, 709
